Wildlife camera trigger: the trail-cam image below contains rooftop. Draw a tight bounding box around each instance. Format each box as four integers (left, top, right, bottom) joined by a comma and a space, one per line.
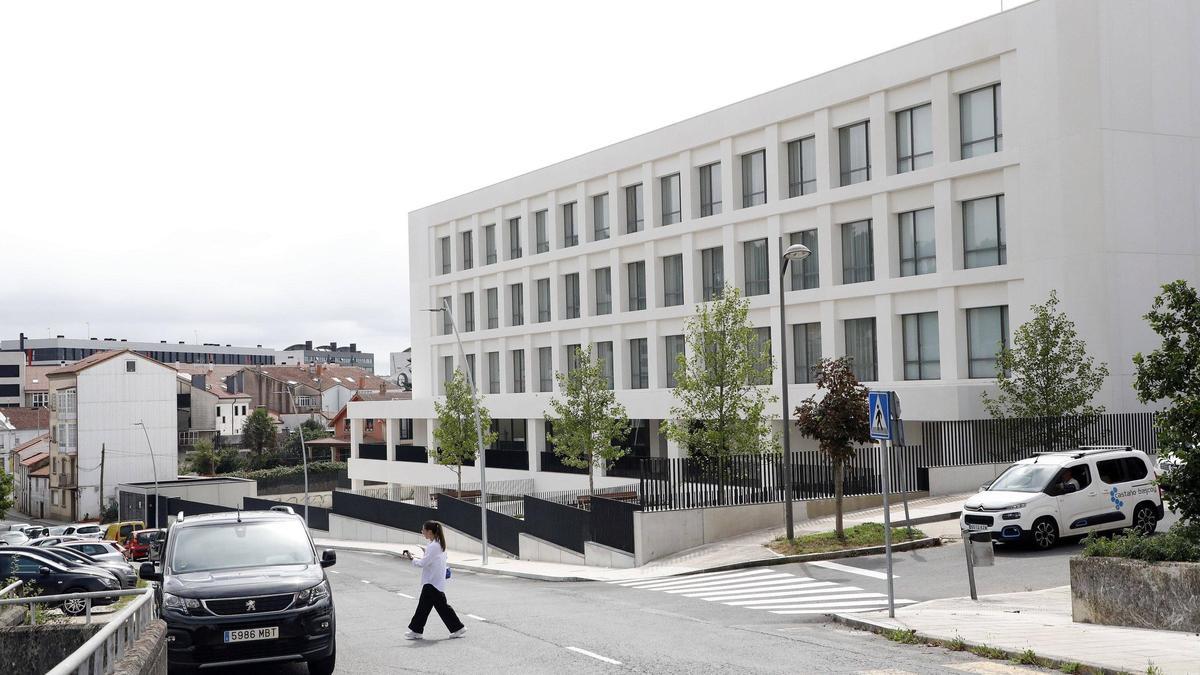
0, 408, 50, 431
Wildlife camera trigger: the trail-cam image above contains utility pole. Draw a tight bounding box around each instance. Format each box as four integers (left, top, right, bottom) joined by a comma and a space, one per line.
99, 444, 105, 519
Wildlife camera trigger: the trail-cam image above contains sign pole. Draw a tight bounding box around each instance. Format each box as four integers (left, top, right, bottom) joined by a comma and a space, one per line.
881, 437, 895, 618
963, 530, 978, 601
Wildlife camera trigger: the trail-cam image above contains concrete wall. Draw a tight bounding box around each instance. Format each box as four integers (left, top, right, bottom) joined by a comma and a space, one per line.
585, 541, 635, 569
112, 619, 167, 675
634, 500, 809, 565
1071, 557, 1200, 633
926, 462, 1011, 496
518, 533, 585, 565
326, 513, 513, 560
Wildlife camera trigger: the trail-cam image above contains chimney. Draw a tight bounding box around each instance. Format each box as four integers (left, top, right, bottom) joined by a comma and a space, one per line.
316, 364, 325, 378
350, 343, 357, 353
19, 332, 25, 351
378, 382, 387, 396
330, 341, 338, 351
304, 340, 312, 351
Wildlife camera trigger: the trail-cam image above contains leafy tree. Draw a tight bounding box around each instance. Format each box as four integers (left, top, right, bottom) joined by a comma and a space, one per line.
0, 465, 13, 520
982, 291, 1110, 451
188, 438, 216, 475
1133, 280, 1200, 527
215, 447, 245, 474
662, 285, 779, 460
794, 357, 871, 540
433, 369, 497, 495
280, 419, 332, 465
242, 407, 277, 454
547, 346, 632, 496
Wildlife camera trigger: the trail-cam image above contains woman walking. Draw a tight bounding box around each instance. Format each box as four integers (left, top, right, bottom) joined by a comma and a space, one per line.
400, 520, 466, 640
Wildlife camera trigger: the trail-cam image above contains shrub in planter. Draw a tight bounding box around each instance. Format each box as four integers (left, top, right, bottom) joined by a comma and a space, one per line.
1081, 523, 1200, 563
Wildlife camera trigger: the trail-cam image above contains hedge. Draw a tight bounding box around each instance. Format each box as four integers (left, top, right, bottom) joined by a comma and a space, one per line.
225, 461, 347, 482
1081, 522, 1200, 563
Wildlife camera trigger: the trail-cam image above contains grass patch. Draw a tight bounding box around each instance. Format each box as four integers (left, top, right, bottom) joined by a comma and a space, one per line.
885, 628, 919, 644
770, 522, 926, 556
968, 644, 1007, 660
1059, 662, 1081, 674
1011, 649, 1045, 667
946, 635, 966, 652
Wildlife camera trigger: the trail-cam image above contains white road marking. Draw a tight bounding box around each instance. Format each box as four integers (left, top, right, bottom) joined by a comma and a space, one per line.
639, 572, 792, 591
663, 576, 812, 594
329, 570, 340, 574
809, 560, 894, 580
360, 579, 371, 584
566, 646, 622, 665
769, 599, 916, 614
731, 592, 887, 607
610, 568, 773, 586
467, 614, 487, 622
623, 569, 777, 589
716, 585, 863, 604
396, 592, 414, 599
686, 581, 838, 599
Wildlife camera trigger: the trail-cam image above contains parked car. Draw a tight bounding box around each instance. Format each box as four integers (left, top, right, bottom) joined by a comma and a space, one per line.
47, 546, 138, 589
141, 510, 337, 674
124, 529, 166, 561
59, 539, 127, 564
4, 523, 30, 533
29, 535, 84, 548
20, 526, 49, 539
0, 550, 120, 616
2, 545, 132, 589
0, 532, 30, 546
62, 524, 103, 539
48, 526, 67, 536
103, 520, 145, 543
960, 446, 1164, 550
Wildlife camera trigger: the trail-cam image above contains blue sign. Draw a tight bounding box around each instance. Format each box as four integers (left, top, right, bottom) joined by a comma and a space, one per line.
869, 391, 892, 440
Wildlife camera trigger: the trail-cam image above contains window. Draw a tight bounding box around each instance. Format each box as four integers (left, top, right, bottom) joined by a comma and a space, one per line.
461, 231, 474, 269
898, 208, 936, 276
465, 354, 476, 384
439, 236, 451, 274
792, 323, 822, 384
344, 419, 351, 433
627, 261, 646, 311
564, 273, 580, 319
630, 338, 648, 389
486, 288, 499, 329
743, 238, 769, 296
535, 210, 549, 253
749, 327, 772, 385
365, 419, 375, 432
662, 254, 684, 307
963, 195, 1006, 269
741, 150, 767, 207
462, 292, 475, 332
508, 217, 522, 259
562, 202, 578, 247
442, 356, 454, 388
1097, 457, 1150, 485
625, 184, 644, 233
592, 193, 609, 241
538, 347, 553, 392
787, 136, 816, 197
126, 360, 137, 373
967, 306, 1009, 378
789, 230, 819, 290
896, 103, 933, 173
699, 162, 722, 216
902, 312, 940, 380
487, 351, 500, 394
664, 335, 685, 387
841, 219, 874, 284
660, 174, 681, 225
484, 224, 497, 265
596, 341, 614, 390
440, 296, 452, 334
566, 344, 582, 374
536, 278, 551, 322
701, 247, 724, 301
839, 121, 870, 186
845, 317, 878, 382
511, 349, 525, 393
960, 84, 1002, 158
594, 267, 612, 315
510, 283, 524, 326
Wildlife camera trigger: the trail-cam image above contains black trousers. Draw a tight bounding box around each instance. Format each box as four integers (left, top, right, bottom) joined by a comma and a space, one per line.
408, 584, 464, 634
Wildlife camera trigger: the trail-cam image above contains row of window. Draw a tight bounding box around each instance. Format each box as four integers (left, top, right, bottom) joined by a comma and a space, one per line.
438, 84, 1002, 275
438, 195, 1005, 332
440, 304, 1008, 396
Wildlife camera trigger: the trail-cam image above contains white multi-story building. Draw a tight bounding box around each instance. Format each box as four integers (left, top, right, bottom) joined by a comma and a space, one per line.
348, 0, 1200, 492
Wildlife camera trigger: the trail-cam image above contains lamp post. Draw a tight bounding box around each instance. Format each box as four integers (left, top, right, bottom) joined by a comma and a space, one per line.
134, 422, 159, 528
778, 241, 812, 541
280, 384, 311, 528
425, 299, 490, 565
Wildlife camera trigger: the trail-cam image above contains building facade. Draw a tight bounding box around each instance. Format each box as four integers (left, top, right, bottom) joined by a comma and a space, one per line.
348, 0, 1200, 492
3, 334, 278, 368
0, 351, 23, 407
279, 340, 375, 372
0, 407, 51, 473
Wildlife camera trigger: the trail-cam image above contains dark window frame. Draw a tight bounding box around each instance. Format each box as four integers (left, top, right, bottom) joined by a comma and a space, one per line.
698, 162, 722, 217
896, 103, 933, 173
741, 149, 767, 207
787, 136, 817, 197
898, 208, 936, 277
839, 121, 871, 186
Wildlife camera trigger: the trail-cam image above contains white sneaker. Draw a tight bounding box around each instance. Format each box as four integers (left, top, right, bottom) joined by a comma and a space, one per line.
450, 628, 467, 639
404, 631, 423, 640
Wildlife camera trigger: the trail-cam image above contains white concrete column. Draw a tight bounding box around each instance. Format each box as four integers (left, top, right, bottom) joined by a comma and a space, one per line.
767, 216, 785, 387
644, 240, 659, 310
719, 139, 736, 214
875, 293, 898, 383
937, 286, 962, 381
933, 179, 958, 272
527, 418, 543, 471
817, 204, 837, 286
814, 108, 835, 192
678, 149, 695, 222
680, 231, 697, 307
821, 299, 839, 359
872, 192, 894, 281
350, 417, 364, 489
930, 71, 953, 166
870, 91, 889, 179
385, 418, 398, 461
641, 162, 658, 229
764, 123, 782, 204
665, 435, 685, 459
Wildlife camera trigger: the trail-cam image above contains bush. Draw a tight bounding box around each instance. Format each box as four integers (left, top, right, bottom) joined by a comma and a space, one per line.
215, 448, 245, 474
227, 461, 346, 482
1081, 522, 1200, 563
99, 500, 118, 524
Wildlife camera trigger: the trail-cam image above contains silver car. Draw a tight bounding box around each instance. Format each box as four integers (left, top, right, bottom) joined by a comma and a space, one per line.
29, 535, 84, 548
59, 539, 127, 564
62, 524, 103, 539
48, 546, 139, 588
0, 532, 30, 546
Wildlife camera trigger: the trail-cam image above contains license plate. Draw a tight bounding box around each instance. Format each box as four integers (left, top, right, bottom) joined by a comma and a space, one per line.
223, 627, 278, 643
968, 524, 988, 531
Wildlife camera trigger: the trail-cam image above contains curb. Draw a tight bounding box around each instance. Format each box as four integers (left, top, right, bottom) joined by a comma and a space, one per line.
316, 542, 599, 583
671, 536, 943, 577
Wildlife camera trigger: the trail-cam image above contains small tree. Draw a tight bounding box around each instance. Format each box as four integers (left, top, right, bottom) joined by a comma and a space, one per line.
215, 447, 245, 474
242, 408, 277, 454
281, 419, 331, 465
662, 285, 779, 461
433, 369, 498, 495
0, 465, 13, 520
188, 438, 217, 475
794, 357, 871, 540
982, 291, 1110, 451
1134, 280, 1200, 527
547, 346, 632, 496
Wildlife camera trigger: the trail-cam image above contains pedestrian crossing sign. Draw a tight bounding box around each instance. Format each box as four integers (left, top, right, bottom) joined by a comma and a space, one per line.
869, 391, 892, 440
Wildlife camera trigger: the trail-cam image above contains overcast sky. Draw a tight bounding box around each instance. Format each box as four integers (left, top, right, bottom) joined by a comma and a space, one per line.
0, 0, 1031, 374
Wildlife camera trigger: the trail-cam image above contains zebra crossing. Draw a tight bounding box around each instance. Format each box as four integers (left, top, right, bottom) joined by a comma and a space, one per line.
609, 567, 916, 615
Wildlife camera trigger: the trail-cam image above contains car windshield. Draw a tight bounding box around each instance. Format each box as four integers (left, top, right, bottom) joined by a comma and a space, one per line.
988, 464, 1061, 493
169, 520, 315, 573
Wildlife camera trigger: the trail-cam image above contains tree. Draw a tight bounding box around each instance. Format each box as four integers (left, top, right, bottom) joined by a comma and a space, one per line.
188, 438, 216, 475
432, 369, 498, 495
982, 291, 1110, 451
242, 407, 277, 454
0, 465, 13, 520
662, 285, 779, 460
215, 447, 245, 474
794, 357, 871, 540
547, 346, 632, 496
281, 419, 332, 465
1133, 280, 1200, 527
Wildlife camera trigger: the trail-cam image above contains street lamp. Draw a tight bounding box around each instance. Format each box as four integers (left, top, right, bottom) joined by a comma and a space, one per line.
133, 422, 160, 528
425, 298, 490, 565
778, 241, 811, 541
279, 383, 312, 528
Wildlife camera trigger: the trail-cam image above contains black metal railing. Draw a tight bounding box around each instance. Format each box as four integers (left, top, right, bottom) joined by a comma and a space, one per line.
589, 496, 640, 554
243, 496, 331, 531
523, 495, 590, 554
359, 443, 387, 460
919, 412, 1158, 464
394, 444, 428, 463
485, 450, 529, 471
540, 451, 587, 474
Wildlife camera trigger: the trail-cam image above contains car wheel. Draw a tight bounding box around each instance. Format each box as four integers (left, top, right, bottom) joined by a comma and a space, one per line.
61, 590, 89, 616
1132, 503, 1158, 536
308, 645, 335, 675
1030, 517, 1058, 550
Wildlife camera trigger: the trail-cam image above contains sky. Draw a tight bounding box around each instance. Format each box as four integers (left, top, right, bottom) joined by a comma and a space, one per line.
0, 0, 1032, 374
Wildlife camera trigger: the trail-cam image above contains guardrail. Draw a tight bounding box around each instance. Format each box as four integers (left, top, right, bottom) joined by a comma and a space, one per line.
0, 587, 150, 627
0, 580, 23, 598
21, 587, 156, 675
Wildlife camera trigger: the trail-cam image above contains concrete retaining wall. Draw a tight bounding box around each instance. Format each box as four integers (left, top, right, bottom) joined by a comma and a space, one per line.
113, 618, 167, 675
1070, 556, 1200, 633
519, 533, 585, 565
925, 463, 1010, 496
0, 624, 98, 674
585, 541, 635, 568
326, 513, 513, 559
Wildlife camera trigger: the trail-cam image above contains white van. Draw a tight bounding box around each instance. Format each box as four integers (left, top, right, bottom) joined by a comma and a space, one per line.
959, 446, 1163, 550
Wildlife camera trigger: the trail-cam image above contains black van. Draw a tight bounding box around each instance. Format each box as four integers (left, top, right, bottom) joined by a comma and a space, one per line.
140, 509, 337, 674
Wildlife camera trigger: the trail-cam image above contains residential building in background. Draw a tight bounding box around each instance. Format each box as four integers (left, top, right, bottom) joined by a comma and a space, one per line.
0, 351, 23, 406
229, 364, 399, 430
347, 0, 1200, 493
279, 340, 375, 372
176, 371, 253, 450
0, 407, 51, 473
13, 435, 50, 519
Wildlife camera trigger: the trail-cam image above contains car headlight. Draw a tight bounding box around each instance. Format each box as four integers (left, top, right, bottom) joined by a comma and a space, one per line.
1002, 503, 1027, 511
1002, 512, 1022, 520
297, 581, 330, 607
163, 592, 201, 613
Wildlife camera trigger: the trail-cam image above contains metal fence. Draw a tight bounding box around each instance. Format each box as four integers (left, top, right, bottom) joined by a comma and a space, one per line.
919, 412, 1158, 464
243, 496, 331, 530
8, 587, 157, 675
435, 494, 522, 556
332, 489, 436, 533
523, 495, 590, 553
589, 496, 640, 554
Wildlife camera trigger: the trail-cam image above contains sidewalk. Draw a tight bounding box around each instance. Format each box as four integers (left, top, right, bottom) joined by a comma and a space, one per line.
315, 492, 967, 583
835, 587, 1200, 675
